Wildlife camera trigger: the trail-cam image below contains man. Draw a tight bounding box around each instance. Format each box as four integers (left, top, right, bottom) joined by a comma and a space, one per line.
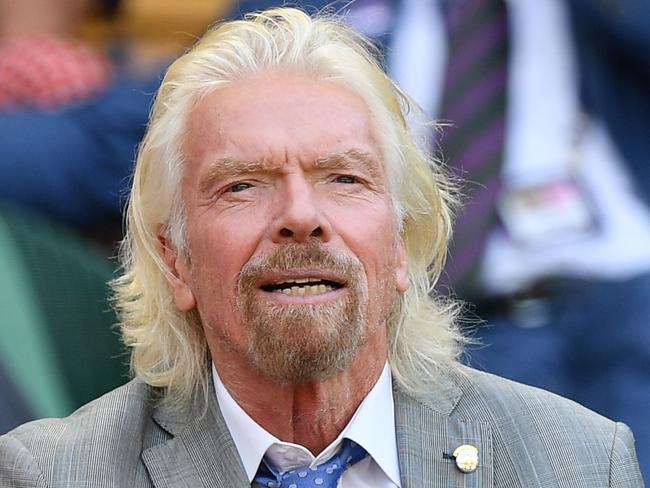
0, 8, 644, 487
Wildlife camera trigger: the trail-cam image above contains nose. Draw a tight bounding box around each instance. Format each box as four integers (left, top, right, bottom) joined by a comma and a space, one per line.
271, 176, 332, 243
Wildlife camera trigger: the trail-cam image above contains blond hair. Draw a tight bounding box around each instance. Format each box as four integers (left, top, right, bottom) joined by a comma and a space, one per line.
112, 7, 463, 407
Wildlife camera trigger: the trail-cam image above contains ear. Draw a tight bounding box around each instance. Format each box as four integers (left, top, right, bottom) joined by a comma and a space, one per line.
158, 228, 197, 311
395, 237, 409, 293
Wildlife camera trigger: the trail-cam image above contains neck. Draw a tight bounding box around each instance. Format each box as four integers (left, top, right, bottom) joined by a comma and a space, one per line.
213, 335, 387, 455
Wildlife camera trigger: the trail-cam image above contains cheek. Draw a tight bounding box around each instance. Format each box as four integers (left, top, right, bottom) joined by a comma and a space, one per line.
190, 209, 264, 262
337, 213, 400, 286
187, 233, 249, 342
187, 205, 275, 294
328, 195, 396, 235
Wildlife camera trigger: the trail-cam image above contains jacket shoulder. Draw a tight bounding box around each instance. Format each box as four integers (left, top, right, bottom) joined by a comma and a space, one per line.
0, 379, 163, 487
453, 366, 644, 486
457, 365, 612, 425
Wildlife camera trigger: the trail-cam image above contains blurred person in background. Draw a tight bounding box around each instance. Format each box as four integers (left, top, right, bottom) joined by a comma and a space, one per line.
0, 0, 138, 236
0, 0, 224, 234
0, 0, 127, 434
0, 0, 118, 110
0, 0, 158, 241
0, 0, 221, 433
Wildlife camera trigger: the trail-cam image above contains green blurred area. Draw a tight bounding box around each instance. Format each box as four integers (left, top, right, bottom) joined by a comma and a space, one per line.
0, 204, 128, 430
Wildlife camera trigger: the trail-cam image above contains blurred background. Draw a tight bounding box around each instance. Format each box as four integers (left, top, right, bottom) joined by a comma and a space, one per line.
0, 0, 230, 432
0, 0, 647, 480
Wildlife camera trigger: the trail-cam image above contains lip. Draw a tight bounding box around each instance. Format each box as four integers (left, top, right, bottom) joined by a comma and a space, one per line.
258, 269, 347, 288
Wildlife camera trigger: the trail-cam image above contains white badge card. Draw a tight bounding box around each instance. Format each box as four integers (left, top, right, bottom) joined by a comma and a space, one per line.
498, 178, 599, 248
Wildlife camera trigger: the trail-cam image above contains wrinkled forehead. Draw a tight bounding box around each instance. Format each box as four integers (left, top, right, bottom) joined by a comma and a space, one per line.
179, 71, 390, 184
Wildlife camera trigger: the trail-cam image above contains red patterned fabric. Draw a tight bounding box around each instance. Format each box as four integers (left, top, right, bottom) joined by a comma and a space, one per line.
0, 35, 113, 110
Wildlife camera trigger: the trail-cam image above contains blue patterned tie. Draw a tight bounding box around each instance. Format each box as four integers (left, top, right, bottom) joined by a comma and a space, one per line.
254, 438, 368, 488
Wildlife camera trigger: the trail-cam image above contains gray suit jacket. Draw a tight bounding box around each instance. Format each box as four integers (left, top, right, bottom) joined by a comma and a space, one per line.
0, 365, 644, 487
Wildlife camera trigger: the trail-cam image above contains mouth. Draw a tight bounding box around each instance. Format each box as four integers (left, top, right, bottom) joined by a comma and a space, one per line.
260, 276, 345, 297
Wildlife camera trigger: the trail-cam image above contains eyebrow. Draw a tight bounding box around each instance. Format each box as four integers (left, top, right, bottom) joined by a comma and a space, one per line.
198, 158, 266, 194
198, 149, 383, 194
313, 149, 383, 182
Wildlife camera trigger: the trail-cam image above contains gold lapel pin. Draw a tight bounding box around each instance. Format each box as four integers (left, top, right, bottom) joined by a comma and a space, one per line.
453, 444, 479, 473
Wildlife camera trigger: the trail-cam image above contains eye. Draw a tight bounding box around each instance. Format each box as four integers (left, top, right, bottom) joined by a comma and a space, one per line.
227, 182, 252, 193
334, 175, 358, 184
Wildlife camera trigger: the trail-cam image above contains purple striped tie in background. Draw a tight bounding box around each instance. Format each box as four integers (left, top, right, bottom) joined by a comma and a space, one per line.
437, 0, 509, 298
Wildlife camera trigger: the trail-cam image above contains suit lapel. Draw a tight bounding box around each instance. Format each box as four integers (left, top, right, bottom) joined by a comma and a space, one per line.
394, 369, 493, 488
141, 387, 250, 488
139, 366, 494, 488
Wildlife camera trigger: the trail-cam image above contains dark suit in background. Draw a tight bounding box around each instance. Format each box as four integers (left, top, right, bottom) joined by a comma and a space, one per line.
568, 0, 650, 202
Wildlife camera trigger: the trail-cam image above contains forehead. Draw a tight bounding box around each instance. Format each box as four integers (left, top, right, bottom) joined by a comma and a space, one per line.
181, 71, 385, 179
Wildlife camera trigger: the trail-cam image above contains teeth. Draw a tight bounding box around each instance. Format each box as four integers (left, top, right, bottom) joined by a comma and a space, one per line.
292, 278, 312, 284
274, 284, 334, 296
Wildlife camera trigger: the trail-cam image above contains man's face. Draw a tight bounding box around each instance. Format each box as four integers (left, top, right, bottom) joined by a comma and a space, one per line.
164, 71, 409, 383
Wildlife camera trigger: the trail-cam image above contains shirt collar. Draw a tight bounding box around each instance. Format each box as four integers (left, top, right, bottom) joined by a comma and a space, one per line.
212, 363, 401, 486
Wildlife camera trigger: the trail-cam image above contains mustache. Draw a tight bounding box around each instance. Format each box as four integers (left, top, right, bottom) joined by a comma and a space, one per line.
237, 240, 363, 292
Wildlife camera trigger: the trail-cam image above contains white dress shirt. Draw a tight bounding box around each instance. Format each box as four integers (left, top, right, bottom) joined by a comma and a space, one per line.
212, 363, 401, 487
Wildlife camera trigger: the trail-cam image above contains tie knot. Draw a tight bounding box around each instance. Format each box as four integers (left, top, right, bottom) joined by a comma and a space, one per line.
255, 438, 368, 488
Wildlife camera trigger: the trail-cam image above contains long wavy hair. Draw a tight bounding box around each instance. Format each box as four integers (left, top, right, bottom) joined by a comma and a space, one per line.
112, 7, 463, 407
